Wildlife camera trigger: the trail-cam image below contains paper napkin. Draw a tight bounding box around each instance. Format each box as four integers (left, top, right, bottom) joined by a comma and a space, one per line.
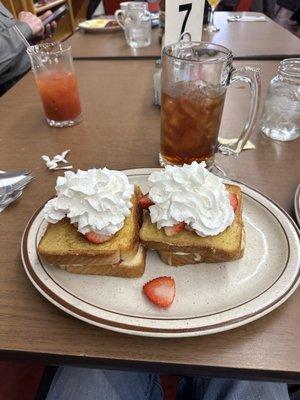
218, 137, 256, 150
227, 16, 267, 22
41, 149, 73, 171
0, 171, 27, 212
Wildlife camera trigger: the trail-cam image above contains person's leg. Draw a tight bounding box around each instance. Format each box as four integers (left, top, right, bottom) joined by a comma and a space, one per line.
46, 367, 163, 400
188, 377, 290, 400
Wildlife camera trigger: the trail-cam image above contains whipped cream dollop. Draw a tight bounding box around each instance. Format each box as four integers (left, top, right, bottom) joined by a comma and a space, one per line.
148, 162, 234, 237
44, 168, 134, 236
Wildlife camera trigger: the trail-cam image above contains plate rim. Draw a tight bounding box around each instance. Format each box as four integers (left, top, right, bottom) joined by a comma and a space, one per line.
294, 184, 300, 228
21, 168, 300, 338
78, 19, 122, 33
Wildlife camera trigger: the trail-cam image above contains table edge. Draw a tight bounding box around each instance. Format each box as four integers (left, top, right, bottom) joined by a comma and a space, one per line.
1, 349, 300, 383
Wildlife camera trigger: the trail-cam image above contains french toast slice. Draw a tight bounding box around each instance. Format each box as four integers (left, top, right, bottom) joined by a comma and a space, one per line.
139, 184, 244, 265
57, 244, 146, 278
157, 228, 245, 265
38, 186, 145, 277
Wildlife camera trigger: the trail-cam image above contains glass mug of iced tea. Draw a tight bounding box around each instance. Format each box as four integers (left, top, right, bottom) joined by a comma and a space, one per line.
27, 43, 82, 128
160, 41, 260, 167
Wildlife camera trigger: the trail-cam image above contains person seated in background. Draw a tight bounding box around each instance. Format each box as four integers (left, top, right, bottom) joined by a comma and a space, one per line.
0, 2, 56, 96
87, 0, 101, 19
291, 5, 300, 23
251, 0, 276, 18
219, 0, 276, 18
277, 0, 300, 23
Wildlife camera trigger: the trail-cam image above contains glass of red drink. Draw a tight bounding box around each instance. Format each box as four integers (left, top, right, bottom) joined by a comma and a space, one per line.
160, 41, 260, 168
27, 43, 82, 128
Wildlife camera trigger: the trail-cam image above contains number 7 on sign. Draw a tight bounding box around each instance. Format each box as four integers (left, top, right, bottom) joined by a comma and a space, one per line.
165, 0, 204, 46
179, 3, 192, 35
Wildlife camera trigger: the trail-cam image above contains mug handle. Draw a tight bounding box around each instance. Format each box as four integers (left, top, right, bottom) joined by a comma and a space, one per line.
114, 9, 125, 29
217, 66, 261, 156
179, 32, 192, 41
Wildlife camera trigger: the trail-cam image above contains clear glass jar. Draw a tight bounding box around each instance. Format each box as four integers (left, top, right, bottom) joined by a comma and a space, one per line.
260, 58, 300, 141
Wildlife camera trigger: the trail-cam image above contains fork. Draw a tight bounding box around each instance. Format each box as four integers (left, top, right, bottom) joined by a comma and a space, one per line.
0, 175, 34, 197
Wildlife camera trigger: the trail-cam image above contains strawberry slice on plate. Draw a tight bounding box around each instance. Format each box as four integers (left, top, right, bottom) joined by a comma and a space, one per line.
164, 221, 186, 236
143, 276, 175, 308
229, 193, 238, 212
85, 231, 112, 244
138, 193, 154, 209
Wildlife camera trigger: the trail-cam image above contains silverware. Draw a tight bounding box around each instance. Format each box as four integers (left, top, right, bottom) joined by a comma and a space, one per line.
228, 15, 241, 21
0, 190, 23, 211
0, 175, 34, 197
227, 15, 267, 22
0, 170, 31, 179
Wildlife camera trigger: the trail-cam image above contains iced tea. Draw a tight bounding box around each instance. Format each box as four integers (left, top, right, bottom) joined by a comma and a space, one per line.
160, 83, 226, 166
160, 41, 260, 166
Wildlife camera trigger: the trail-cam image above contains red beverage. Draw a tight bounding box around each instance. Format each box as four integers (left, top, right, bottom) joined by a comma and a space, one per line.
161, 86, 226, 166
36, 71, 81, 122
147, 0, 160, 12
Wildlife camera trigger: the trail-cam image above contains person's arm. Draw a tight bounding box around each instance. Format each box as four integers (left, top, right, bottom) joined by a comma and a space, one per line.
0, 10, 48, 76
0, 19, 33, 75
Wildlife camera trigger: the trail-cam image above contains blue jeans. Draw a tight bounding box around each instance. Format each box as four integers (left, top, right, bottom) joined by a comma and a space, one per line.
46, 367, 290, 400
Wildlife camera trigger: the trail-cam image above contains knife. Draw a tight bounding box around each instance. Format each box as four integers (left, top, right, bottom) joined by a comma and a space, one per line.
0, 170, 30, 179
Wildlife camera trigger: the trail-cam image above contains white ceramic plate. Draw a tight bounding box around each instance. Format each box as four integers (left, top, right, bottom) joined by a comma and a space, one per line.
21, 168, 300, 338
78, 19, 122, 33
294, 184, 300, 228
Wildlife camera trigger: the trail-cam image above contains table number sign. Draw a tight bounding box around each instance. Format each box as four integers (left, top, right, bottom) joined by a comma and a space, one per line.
164, 0, 205, 46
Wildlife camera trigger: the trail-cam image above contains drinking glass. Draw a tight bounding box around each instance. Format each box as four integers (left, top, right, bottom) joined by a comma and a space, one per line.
204, 0, 220, 32
160, 41, 260, 168
115, 2, 151, 48
260, 58, 300, 141
27, 42, 82, 128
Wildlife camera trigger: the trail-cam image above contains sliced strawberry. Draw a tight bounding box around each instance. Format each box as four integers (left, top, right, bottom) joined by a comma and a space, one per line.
138, 193, 154, 209
164, 221, 186, 236
85, 231, 112, 244
228, 193, 238, 212
143, 276, 175, 308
